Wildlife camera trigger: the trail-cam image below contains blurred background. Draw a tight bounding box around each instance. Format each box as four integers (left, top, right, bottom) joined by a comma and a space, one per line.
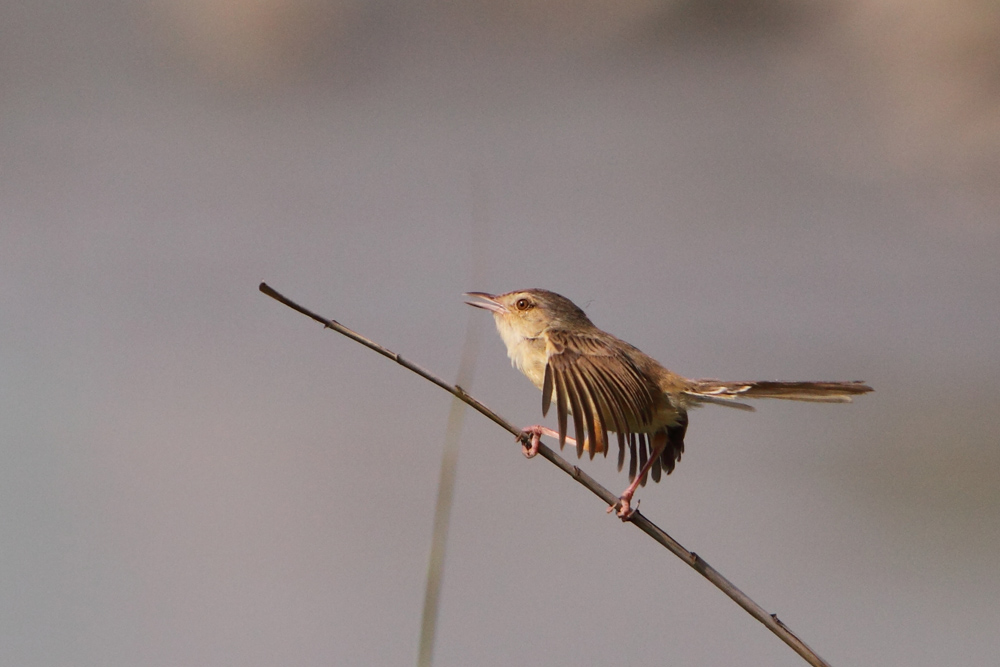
3, 1, 999, 665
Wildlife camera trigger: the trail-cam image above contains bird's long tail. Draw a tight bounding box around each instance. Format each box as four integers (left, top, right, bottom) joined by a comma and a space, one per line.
683, 380, 872, 410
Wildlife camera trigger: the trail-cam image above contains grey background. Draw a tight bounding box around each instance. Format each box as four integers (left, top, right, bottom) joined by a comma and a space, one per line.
4, 1, 999, 665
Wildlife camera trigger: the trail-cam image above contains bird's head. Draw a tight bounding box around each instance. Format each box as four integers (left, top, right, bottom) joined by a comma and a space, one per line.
464, 289, 593, 343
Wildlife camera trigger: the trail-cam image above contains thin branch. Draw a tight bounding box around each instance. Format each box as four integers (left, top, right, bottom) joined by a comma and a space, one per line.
259, 282, 833, 667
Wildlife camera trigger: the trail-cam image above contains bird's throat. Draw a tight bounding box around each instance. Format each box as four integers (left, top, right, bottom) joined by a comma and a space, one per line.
494, 317, 548, 389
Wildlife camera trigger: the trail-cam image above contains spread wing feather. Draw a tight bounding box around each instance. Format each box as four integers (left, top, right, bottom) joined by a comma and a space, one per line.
559, 367, 587, 458
577, 362, 627, 458
544, 330, 657, 462
570, 372, 600, 461
553, 367, 569, 451
541, 364, 553, 417
628, 434, 638, 480
650, 444, 662, 483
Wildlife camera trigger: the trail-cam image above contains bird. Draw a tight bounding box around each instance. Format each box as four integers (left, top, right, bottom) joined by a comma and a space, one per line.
465, 289, 872, 518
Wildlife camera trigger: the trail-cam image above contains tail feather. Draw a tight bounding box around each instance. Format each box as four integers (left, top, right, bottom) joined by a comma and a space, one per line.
685, 380, 872, 405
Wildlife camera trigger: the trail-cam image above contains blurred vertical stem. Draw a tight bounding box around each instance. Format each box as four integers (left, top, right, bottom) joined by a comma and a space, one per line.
419, 173, 489, 666
416, 313, 480, 667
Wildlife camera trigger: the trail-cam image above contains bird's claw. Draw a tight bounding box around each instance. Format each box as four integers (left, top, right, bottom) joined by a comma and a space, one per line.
607, 497, 638, 521
518, 426, 543, 458
522, 437, 540, 459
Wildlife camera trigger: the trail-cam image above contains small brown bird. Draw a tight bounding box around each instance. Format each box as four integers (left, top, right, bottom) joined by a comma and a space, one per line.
466, 289, 872, 518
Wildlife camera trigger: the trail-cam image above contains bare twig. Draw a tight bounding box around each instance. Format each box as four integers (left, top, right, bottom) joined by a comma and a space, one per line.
259, 282, 833, 667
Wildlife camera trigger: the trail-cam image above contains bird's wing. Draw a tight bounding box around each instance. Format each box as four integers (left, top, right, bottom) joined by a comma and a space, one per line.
542, 329, 656, 460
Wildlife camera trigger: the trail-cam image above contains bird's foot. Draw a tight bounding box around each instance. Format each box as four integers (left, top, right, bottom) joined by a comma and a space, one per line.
518, 425, 543, 458
607, 495, 638, 521
518, 425, 566, 458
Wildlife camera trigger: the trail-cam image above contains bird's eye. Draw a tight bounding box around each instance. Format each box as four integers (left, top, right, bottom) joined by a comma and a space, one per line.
515, 298, 531, 311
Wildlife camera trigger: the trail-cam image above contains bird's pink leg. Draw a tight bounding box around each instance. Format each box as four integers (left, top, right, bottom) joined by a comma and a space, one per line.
518, 425, 577, 458
609, 431, 667, 520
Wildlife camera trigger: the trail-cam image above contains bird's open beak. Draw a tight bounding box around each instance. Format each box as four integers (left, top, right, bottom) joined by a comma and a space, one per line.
464, 292, 506, 314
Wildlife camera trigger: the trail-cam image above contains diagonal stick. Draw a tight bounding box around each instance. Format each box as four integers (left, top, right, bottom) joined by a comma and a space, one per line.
259, 282, 833, 667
